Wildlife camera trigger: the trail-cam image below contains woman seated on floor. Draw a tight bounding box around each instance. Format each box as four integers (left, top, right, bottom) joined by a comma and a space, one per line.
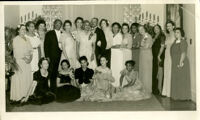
112, 60, 151, 101
74, 56, 95, 101
31, 57, 56, 105
86, 56, 115, 102
56, 59, 81, 103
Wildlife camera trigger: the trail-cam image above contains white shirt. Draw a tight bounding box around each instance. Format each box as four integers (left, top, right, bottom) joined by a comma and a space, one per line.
55, 29, 61, 49
103, 27, 113, 49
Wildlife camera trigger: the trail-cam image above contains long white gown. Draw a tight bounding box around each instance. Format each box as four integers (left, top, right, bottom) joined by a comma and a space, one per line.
11, 36, 33, 101
122, 33, 132, 65
25, 34, 41, 72
59, 32, 79, 70
78, 31, 97, 69
162, 33, 175, 97
111, 32, 124, 87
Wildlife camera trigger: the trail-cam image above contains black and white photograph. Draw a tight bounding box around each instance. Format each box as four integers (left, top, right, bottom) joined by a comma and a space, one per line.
0, 0, 199, 120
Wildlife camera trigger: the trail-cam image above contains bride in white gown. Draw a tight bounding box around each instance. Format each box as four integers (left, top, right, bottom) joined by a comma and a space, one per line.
77, 20, 97, 69
59, 20, 79, 70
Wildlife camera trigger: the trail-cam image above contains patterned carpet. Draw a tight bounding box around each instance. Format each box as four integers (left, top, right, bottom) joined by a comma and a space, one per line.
8, 95, 165, 112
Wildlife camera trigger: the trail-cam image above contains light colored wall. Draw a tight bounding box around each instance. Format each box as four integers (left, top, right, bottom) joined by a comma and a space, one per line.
19, 5, 42, 24
183, 4, 196, 102
62, 4, 165, 27
4, 5, 20, 28
4, 5, 42, 27
10, 4, 165, 28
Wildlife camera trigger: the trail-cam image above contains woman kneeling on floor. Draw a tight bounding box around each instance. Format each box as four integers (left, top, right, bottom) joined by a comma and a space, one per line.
112, 60, 151, 101
30, 57, 56, 105
56, 59, 81, 102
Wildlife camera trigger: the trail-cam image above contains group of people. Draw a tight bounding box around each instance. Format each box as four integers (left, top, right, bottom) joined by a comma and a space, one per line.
5, 16, 191, 105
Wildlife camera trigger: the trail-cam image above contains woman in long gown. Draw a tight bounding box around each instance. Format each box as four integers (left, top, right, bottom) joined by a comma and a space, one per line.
130, 23, 142, 71
59, 20, 79, 70
170, 28, 191, 100
152, 24, 166, 95
99, 19, 113, 68
110, 22, 124, 88
25, 21, 41, 73
138, 25, 153, 95
56, 59, 81, 102
77, 20, 97, 69
72, 17, 84, 60
121, 23, 133, 65
10, 24, 33, 103
35, 19, 47, 58
31, 58, 56, 105
160, 21, 176, 97
112, 60, 151, 101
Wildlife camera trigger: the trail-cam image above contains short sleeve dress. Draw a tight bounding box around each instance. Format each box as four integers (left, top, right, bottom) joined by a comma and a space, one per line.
170, 39, 191, 100
56, 72, 81, 103
25, 35, 41, 72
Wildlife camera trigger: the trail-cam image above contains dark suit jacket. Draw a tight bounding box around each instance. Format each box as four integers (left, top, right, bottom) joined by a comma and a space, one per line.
94, 27, 107, 56
44, 30, 62, 59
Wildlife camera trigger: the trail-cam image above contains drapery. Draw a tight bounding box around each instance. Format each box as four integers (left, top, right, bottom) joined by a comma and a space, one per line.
166, 4, 183, 28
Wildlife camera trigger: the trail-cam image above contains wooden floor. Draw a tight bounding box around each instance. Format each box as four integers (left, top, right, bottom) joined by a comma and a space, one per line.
6, 91, 196, 112
155, 95, 196, 111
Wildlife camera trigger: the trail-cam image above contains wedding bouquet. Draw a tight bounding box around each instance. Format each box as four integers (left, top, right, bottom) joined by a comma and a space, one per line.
89, 32, 94, 40
71, 31, 77, 40
23, 50, 33, 64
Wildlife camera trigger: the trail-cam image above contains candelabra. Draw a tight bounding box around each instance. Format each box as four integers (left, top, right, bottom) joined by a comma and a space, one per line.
123, 5, 160, 26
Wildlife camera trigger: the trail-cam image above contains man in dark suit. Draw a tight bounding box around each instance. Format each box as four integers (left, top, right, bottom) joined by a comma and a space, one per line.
44, 19, 62, 93
90, 18, 107, 66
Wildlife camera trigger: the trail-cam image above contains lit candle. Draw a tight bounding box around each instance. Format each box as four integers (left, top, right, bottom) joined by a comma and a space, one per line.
135, 16, 137, 22
153, 14, 155, 23
157, 16, 159, 23
142, 13, 144, 20
146, 11, 148, 20
24, 15, 26, 22
149, 13, 151, 21
139, 14, 141, 20
32, 11, 34, 18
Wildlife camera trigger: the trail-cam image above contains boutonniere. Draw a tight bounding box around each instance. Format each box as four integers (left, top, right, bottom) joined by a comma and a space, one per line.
89, 32, 94, 40
144, 34, 148, 40
71, 31, 76, 40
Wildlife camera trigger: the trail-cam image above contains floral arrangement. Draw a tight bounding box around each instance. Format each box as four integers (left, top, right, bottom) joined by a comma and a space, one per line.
5, 26, 18, 78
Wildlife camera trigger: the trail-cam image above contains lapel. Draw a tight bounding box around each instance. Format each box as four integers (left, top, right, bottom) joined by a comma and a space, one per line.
52, 30, 60, 48
95, 27, 99, 33
52, 30, 58, 42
